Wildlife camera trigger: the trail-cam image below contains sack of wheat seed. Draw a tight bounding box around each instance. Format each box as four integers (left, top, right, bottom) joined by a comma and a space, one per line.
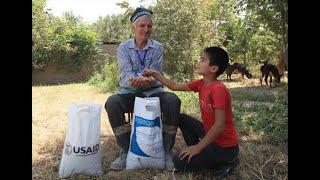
126, 97, 165, 169
59, 103, 102, 178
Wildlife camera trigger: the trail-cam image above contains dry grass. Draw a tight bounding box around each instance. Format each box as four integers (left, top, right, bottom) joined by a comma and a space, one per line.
32, 79, 287, 179
32, 83, 113, 179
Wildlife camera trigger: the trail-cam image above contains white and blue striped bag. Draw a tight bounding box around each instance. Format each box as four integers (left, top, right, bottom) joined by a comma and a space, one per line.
126, 97, 165, 169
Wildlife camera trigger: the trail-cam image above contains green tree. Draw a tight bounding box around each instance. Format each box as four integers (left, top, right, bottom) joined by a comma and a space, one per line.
248, 26, 280, 64
32, 0, 54, 69
92, 14, 131, 43
238, 0, 288, 67
227, 14, 258, 66
152, 0, 214, 81
223, 0, 281, 66
33, 3, 100, 72
53, 12, 99, 72
210, 0, 239, 47
92, 1, 133, 43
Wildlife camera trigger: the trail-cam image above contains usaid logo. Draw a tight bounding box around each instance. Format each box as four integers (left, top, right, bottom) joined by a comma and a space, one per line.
64, 142, 100, 156
64, 142, 72, 155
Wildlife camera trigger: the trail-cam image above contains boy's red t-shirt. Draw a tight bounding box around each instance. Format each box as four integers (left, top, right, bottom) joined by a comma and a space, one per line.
188, 79, 238, 148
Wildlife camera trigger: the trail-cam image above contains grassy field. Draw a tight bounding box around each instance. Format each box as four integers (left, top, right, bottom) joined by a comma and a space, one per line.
32, 75, 287, 179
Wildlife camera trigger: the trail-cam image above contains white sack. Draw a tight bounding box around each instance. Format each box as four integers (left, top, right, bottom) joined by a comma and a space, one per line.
126, 97, 165, 169
59, 103, 102, 178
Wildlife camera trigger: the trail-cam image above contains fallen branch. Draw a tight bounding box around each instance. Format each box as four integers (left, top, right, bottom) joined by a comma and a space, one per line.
259, 154, 274, 179
250, 170, 263, 180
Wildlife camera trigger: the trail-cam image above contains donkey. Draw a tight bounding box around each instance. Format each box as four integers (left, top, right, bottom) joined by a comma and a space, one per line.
226, 62, 253, 82
260, 61, 281, 87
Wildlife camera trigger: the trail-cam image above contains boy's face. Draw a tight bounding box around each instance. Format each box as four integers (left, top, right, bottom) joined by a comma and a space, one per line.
197, 53, 217, 75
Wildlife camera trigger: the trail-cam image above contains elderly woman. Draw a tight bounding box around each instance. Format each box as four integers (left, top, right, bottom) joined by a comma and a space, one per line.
105, 7, 181, 170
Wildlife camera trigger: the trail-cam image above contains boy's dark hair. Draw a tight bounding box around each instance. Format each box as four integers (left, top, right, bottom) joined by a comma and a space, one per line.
204, 46, 229, 77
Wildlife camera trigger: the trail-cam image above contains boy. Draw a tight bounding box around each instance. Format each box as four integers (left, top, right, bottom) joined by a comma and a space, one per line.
143, 46, 239, 178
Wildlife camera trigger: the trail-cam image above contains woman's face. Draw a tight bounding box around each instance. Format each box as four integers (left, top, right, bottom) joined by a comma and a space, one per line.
132, 17, 153, 42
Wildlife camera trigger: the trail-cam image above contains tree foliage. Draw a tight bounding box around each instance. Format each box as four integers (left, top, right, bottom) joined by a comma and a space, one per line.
92, 2, 134, 43
33, 0, 287, 80
32, 0, 99, 72
237, 0, 288, 66
151, 0, 214, 81
92, 14, 131, 43
32, 0, 54, 69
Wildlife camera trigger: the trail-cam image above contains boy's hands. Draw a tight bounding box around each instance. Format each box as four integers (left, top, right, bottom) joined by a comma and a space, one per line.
179, 145, 202, 163
142, 68, 158, 77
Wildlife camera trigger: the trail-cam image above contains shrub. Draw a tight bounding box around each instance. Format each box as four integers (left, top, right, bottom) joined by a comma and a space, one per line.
88, 57, 119, 93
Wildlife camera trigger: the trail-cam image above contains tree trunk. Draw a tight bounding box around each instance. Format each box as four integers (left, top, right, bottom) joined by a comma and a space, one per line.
243, 52, 246, 67
189, 63, 194, 81
170, 58, 174, 76
281, 1, 288, 70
